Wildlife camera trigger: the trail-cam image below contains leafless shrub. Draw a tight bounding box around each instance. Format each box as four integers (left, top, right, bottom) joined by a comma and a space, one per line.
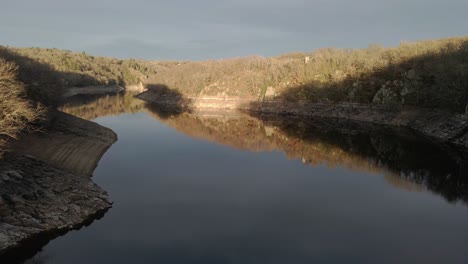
0, 58, 44, 156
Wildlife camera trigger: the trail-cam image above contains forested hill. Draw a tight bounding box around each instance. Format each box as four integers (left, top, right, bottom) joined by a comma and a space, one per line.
145, 36, 468, 114
1, 36, 468, 154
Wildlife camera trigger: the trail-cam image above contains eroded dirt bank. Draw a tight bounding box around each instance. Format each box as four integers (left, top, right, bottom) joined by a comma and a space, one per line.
0, 112, 117, 260
137, 90, 468, 148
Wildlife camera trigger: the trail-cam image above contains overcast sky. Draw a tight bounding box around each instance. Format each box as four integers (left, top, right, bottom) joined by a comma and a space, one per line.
1, 0, 467, 60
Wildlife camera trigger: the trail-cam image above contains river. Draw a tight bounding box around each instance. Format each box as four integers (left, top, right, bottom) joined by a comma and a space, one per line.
18, 93, 468, 263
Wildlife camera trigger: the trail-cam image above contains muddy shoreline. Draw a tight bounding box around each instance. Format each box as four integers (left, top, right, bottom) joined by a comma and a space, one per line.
137, 90, 468, 149
0, 111, 117, 259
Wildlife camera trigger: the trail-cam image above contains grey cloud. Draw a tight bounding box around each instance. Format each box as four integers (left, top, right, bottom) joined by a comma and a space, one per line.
1, 0, 467, 60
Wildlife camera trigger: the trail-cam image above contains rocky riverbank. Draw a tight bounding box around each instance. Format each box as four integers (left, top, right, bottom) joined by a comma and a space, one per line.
0, 112, 117, 260
137, 90, 468, 148
10, 111, 117, 176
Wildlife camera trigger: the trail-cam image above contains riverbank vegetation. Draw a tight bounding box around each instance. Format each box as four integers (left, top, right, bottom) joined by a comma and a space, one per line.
0, 46, 157, 153
0, 58, 43, 156
0, 46, 157, 90
147, 36, 468, 113
1, 36, 467, 155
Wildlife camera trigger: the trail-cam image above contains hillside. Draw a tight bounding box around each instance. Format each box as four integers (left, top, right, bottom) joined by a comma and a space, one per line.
0, 46, 157, 151
1, 36, 468, 155
0, 46, 157, 105
146, 36, 468, 113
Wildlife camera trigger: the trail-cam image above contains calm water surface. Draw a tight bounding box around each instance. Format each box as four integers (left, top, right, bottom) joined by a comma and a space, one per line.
20, 94, 468, 263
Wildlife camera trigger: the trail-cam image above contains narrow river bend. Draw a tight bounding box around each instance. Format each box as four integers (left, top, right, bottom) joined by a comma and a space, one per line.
20, 93, 468, 264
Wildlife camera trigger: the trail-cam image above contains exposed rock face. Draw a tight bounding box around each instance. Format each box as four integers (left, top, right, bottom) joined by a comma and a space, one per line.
137, 90, 468, 148
252, 101, 468, 149
0, 111, 117, 258
0, 153, 112, 254
10, 111, 117, 176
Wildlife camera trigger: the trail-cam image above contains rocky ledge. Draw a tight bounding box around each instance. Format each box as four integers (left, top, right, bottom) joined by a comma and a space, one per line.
0, 153, 112, 255
0, 112, 117, 259
251, 100, 468, 149
137, 90, 468, 149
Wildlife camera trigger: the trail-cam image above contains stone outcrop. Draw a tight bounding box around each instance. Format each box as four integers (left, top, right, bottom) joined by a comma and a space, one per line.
10, 111, 117, 176
250, 101, 468, 149
0, 153, 112, 254
0, 112, 117, 258
137, 90, 468, 148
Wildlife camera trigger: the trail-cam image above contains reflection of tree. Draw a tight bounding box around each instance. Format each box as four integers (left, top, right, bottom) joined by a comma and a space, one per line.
60, 92, 146, 120
146, 111, 278, 151
146, 108, 467, 205
64, 92, 468, 204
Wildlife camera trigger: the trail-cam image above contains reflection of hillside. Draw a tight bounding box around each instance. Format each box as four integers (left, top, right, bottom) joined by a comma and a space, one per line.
146, 107, 467, 203
60, 92, 145, 120
59, 93, 467, 204
145, 108, 278, 152
271, 118, 467, 202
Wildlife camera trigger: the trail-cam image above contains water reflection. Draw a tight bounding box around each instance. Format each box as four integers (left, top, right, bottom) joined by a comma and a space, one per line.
59, 92, 146, 120
146, 108, 468, 205
61, 93, 468, 205
1, 209, 108, 264
25, 93, 468, 263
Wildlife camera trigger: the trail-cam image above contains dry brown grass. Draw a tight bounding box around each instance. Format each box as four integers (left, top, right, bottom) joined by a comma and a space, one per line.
0, 58, 44, 156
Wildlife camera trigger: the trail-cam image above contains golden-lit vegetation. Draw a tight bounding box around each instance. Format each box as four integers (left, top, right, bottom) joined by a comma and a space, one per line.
3, 47, 157, 86
0, 46, 157, 151
147, 36, 468, 112
1, 36, 467, 156
0, 58, 44, 156
60, 92, 145, 120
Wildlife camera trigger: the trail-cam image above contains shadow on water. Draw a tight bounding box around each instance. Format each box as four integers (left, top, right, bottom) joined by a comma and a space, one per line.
0, 208, 109, 264
58, 91, 123, 108
59, 91, 146, 120
261, 115, 468, 204
140, 84, 193, 119
61, 91, 468, 203
59, 87, 192, 121
145, 107, 468, 205
6, 91, 466, 262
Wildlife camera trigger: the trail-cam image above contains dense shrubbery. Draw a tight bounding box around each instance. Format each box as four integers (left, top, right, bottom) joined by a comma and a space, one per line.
0, 46, 156, 151
148, 36, 468, 113
0, 46, 159, 106
1, 36, 467, 152
0, 46, 157, 90
0, 58, 44, 155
